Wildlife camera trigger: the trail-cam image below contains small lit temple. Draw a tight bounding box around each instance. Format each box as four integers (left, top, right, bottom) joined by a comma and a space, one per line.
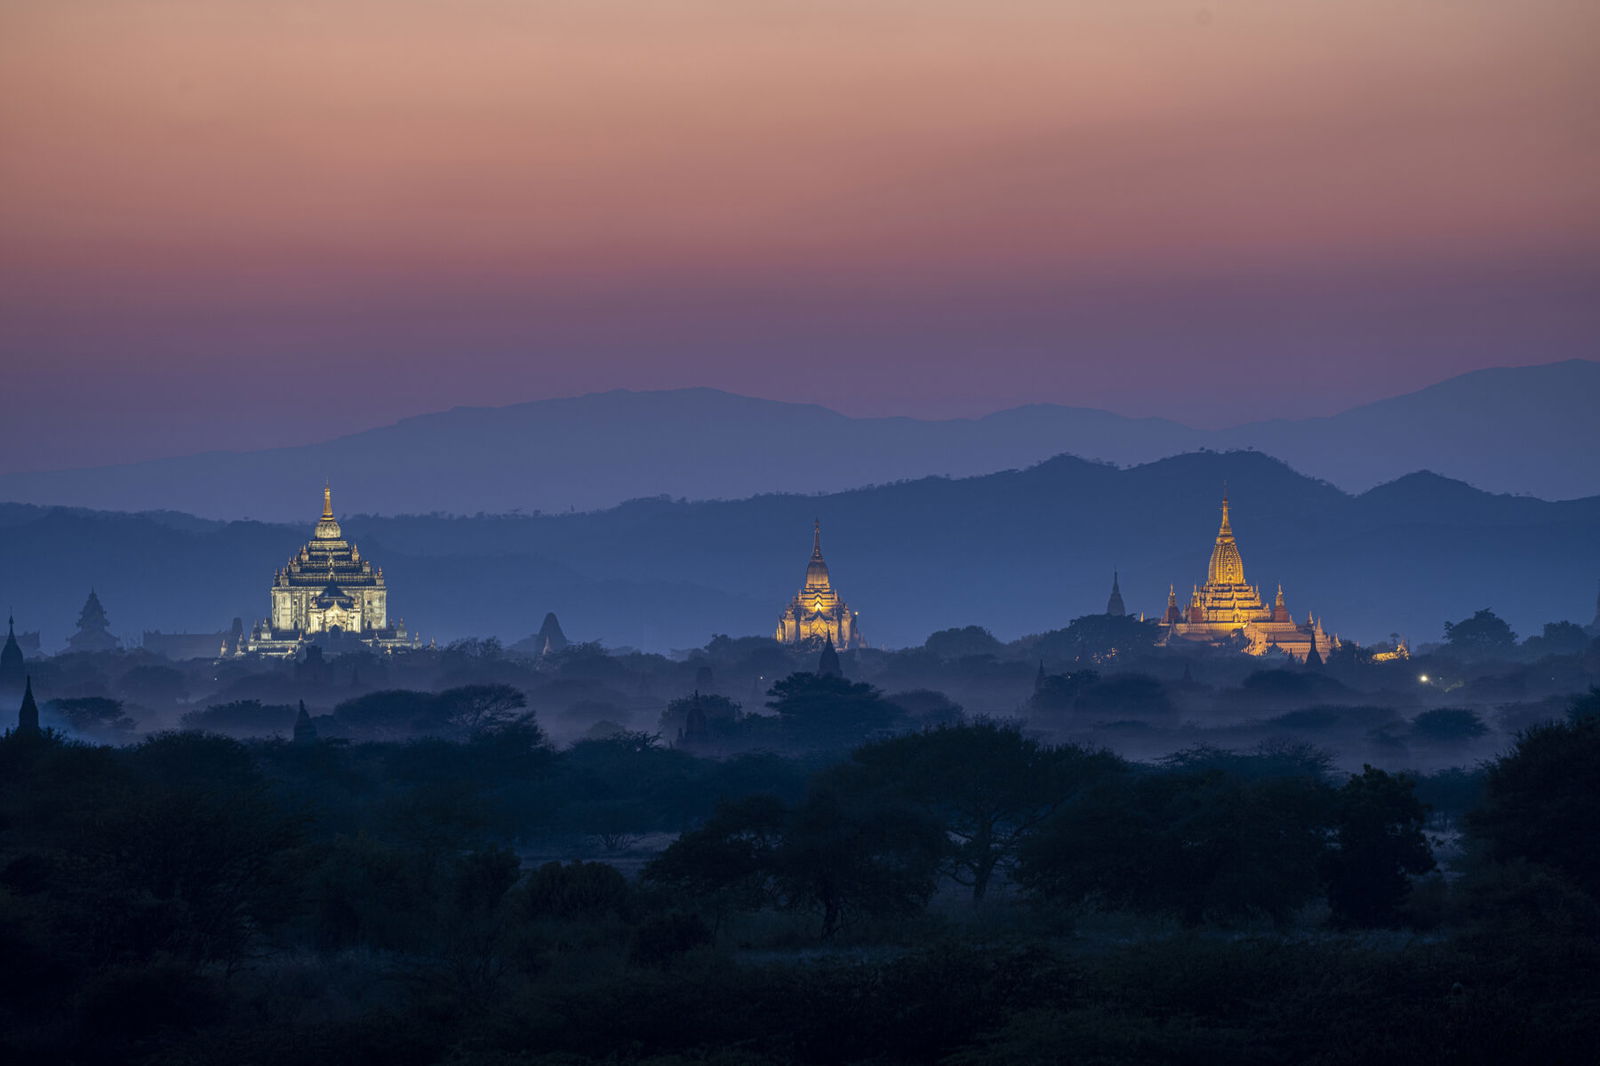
775, 520, 865, 649
239, 485, 418, 657
1158, 492, 1339, 662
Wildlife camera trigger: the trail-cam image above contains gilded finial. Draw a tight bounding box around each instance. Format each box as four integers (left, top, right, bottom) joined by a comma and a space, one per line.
322, 481, 334, 520
812, 518, 822, 558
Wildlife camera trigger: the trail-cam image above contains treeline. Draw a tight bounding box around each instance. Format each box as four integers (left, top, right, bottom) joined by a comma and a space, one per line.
1, 688, 1597, 1064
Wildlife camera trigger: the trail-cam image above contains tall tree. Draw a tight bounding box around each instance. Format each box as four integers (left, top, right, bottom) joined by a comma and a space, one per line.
1468, 711, 1600, 897
766, 673, 901, 751
844, 721, 1124, 901
1443, 608, 1517, 656
1323, 766, 1435, 927
1018, 768, 1332, 926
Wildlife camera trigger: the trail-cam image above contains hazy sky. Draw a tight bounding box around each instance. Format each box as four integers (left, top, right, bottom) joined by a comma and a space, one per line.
2, 1, 1596, 472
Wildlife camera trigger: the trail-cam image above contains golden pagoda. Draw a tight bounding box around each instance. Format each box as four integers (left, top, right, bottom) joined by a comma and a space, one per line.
239, 484, 419, 657
1158, 492, 1338, 661
775, 520, 865, 648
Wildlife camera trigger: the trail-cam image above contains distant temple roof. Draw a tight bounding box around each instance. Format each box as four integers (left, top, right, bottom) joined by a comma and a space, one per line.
277, 484, 384, 592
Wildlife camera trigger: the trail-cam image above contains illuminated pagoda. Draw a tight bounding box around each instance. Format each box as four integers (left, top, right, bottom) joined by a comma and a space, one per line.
775, 520, 865, 649
239, 484, 418, 657
1157, 492, 1338, 662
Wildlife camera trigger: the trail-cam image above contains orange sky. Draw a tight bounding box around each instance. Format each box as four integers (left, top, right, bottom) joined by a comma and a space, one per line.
2, 1, 1597, 469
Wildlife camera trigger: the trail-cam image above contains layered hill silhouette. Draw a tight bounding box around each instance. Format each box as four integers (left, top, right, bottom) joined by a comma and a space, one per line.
3, 451, 1595, 652
0, 360, 1594, 519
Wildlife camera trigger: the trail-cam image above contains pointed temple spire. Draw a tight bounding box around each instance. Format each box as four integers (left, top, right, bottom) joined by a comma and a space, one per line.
776, 518, 862, 648
0, 614, 24, 692
817, 635, 842, 678
802, 520, 834, 591
293, 699, 317, 744
322, 481, 334, 520
1206, 487, 1246, 586
17, 675, 39, 736
536, 612, 569, 653
1106, 571, 1126, 617
1304, 630, 1323, 668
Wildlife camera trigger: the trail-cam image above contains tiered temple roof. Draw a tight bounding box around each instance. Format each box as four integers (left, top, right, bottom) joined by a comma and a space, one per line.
238, 484, 417, 658
775, 520, 865, 648
1158, 492, 1340, 661
275, 485, 385, 595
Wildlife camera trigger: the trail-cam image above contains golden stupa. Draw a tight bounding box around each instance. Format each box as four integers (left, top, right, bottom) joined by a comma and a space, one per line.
1158, 492, 1338, 661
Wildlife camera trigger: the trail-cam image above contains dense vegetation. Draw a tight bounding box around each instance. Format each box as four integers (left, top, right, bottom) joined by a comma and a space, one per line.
2, 675, 1597, 1064
2, 611, 1597, 1062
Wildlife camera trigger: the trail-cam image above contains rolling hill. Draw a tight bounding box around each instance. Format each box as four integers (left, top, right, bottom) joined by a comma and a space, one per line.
3, 450, 1595, 652
0, 360, 1593, 519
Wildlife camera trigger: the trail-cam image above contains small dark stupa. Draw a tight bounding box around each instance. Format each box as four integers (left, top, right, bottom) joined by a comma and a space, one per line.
67, 590, 119, 653
0, 615, 25, 692
817, 635, 842, 678
679, 691, 710, 747
1304, 631, 1323, 668
17, 676, 40, 736
1106, 571, 1126, 617
537, 612, 570, 655
293, 700, 317, 744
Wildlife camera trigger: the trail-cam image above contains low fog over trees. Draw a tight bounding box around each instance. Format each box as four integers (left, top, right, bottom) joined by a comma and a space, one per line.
2, 606, 1598, 1063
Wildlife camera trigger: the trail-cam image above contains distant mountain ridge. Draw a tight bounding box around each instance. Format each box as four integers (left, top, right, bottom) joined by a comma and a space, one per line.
1, 451, 1595, 653
0, 360, 1594, 519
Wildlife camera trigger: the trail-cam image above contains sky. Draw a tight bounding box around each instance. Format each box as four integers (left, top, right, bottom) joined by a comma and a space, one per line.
2, 1, 1597, 474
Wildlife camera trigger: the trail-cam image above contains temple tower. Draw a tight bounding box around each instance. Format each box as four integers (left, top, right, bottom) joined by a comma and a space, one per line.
16, 676, 39, 736
1106, 572, 1126, 617
239, 484, 418, 656
0, 616, 25, 693
67, 591, 118, 653
1157, 490, 1341, 662
774, 520, 865, 648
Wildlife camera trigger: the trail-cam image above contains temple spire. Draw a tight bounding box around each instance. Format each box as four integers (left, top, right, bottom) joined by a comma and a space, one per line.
817, 635, 842, 678
1106, 571, 1126, 617
1206, 486, 1246, 586
0, 612, 23, 692
812, 518, 823, 559
293, 700, 317, 744
322, 482, 334, 520
17, 676, 39, 736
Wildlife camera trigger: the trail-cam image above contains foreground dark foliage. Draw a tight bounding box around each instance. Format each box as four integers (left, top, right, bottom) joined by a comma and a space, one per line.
0, 705, 1595, 1064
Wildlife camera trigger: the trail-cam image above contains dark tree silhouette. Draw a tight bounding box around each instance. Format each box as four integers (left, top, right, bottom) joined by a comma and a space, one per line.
844, 721, 1124, 902
924, 626, 1004, 660
1019, 767, 1331, 926
1031, 614, 1160, 665
643, 794, 788, 928
766, 672, 901, 751
775, 785, 944, 938
1469, 712, 1600, 897
1409, 708, 1488, 744
1323, 766, 1435, 927
1443, 608, 1517, 655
